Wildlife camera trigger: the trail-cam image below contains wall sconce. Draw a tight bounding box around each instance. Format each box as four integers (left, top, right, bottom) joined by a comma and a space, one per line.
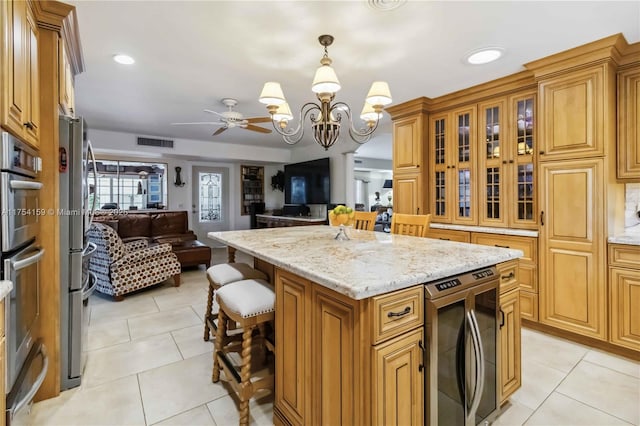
174, 166, 185, 187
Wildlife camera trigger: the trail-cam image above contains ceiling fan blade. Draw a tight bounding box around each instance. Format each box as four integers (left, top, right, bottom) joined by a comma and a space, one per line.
212, 127, 227, 136
204, 109, 225, 117
245, 117, 272, 124
170, 121, 223, 125
244, 124, 272, 134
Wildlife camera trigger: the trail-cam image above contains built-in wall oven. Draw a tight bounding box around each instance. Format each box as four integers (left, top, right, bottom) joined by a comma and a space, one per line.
1, 132, 47, 423
424, 267, 499, 426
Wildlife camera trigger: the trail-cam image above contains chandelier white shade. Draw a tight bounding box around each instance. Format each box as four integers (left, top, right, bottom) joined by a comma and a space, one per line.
259, 35, 392, 150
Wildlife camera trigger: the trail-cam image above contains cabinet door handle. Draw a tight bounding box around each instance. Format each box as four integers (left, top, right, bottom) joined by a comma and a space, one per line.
23, 122, 33, 130
509, 159, 514, 164
540, 211, 544, 226
440, 238, 451, 241
499, 309, 505, 328
416, 164, 420, 168
502, 160, 507, 165
501, 271, 515, 281
387, 306, 411, 318
539, 150, 545, 155
418, 340, 425, 372
494, 244, 510, 248
416, 208, 420, 214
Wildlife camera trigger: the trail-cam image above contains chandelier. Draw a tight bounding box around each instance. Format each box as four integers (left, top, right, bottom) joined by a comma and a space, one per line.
259, 35, 392, 150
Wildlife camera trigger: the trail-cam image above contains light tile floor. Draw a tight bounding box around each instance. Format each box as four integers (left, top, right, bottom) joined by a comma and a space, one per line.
19, 249, 640, 425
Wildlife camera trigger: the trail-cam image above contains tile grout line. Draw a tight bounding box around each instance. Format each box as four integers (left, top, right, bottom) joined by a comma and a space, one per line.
580, 357, 640, 381
553, 389, 636, 425
136, 373, 150, 426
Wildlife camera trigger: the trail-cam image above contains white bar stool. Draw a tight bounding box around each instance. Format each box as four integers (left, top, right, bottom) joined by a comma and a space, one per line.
212, 278, 275, 426
203, 263, 267, 341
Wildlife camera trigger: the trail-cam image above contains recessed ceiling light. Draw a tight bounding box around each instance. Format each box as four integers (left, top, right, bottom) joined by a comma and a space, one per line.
113, 54, 135, 65
465, 48, 504, 65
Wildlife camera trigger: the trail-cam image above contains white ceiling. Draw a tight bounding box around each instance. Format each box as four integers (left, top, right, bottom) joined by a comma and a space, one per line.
70, 1, 640, 161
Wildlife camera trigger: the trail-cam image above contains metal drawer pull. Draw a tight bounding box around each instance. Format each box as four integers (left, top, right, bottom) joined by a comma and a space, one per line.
501, 271, 515, 280
499, 309, 505, 328
494, 244, 509, 248
387, 306, 411, 318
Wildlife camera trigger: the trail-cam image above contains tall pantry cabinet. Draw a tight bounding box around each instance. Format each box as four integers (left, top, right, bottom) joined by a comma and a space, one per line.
386, 98, 430, 215
525, 35, 626, 340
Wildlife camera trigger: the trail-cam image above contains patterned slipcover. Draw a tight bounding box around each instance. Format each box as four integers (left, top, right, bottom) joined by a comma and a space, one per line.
88, 223, 181, 298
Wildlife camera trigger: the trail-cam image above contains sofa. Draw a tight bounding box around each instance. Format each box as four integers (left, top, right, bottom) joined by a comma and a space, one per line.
93, 210, 211, 268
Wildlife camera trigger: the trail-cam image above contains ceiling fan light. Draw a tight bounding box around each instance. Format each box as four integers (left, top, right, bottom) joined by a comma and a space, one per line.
360, 102, 380, 122
366, 81, 392, 107
259, 82, 286, 105
273, 102, 293, 122
312, 65, 341, 94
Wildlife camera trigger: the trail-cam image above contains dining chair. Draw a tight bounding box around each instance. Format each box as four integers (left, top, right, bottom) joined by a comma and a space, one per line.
390, 213, 431, 237
353, 211, 377, 231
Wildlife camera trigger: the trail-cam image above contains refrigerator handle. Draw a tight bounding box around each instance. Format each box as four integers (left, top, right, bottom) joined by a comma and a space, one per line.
466, 309, 485, 424
87, 139, 98, 227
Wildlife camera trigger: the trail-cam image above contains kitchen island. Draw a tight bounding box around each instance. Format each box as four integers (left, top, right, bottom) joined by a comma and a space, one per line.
208, 225, 523, 425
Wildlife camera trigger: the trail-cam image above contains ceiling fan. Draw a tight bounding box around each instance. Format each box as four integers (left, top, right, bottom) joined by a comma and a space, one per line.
171, 98, 272, 136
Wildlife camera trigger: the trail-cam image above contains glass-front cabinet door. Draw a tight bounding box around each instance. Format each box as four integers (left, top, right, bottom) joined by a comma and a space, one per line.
453, 106, 477, 225
478, 99, 507, 227
509, 92, 537, 228
429, 106, 477, 225
477, 92, 536, 229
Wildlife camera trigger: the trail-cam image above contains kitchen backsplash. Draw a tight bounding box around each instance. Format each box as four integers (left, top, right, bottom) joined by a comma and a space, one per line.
625, 183, 640, 234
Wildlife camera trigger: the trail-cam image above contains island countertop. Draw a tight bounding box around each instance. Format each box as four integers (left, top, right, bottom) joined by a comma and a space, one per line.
209, 225, 523, 300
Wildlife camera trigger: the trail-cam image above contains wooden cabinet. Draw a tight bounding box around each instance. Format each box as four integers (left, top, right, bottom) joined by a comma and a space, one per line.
274, 267, 424, 425
393, 173, 423, 215
59, 38, 75, 116
429, 105, 478, 225
471, 232, 538, 321
387, 99, 429, 215
608, 244, 640, 351
538, 64, 613, 161
240, 165, 264, 216
275, 269, 311, 425
539, 159, 607, 339
477, 92, 537, 229
425, 227, 471, 243
617, 66, 640, 180
1, 0, 40, 148
497, 275, 521, 404
372, 328, 424, 426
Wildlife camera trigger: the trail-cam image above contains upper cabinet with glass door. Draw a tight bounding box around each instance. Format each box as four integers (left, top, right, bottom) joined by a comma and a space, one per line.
477, 91, 537, 229
429, 105, 478, 225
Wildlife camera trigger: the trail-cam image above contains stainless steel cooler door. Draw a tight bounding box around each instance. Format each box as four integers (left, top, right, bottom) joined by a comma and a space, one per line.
68, 289, 82, 379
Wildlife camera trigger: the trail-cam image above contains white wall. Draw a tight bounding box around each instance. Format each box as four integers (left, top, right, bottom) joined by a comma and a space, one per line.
88, 128, 289, 231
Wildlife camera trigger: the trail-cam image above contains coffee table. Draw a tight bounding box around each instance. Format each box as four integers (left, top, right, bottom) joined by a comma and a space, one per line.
171, 239, 212, 268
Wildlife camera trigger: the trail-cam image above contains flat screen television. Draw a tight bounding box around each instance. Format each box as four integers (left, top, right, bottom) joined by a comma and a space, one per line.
284, 157, 330, 205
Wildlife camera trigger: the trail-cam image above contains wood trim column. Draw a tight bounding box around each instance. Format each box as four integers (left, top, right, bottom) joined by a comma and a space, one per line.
35, 26, 61, 401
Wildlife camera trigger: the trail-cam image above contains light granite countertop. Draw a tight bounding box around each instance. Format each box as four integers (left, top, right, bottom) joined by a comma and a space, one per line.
0, 280, 13, 300
430, 223, 539, 238
608, 233, 640, 246
209, 225, 523, 300
256, 214, 326, 223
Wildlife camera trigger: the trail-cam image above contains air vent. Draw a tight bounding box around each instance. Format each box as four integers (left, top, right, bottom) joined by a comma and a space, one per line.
137, 137, 174, 148
354, 160, 363, 164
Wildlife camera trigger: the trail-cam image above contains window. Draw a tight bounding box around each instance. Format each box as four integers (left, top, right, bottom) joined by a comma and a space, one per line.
93, 160, 167, 210
199, 172, 222, 222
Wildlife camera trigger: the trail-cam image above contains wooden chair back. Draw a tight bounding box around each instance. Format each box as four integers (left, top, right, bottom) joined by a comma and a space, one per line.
353, 211, 377, 231
390, 213, 431, 237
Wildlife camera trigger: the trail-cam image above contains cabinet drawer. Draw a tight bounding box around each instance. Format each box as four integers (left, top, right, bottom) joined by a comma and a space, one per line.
425, 228, 471, 243
471, 233, 536, 263
497, 260, 518, 294
519, 291, 538, 322
609, 244, 640, 269
371, 286, 423, 344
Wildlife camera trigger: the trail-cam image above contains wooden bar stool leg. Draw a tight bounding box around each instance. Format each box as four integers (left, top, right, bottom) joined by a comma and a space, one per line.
212, 308, 227, 383
239, 326, 254, 426
227, 246, 236, 263
204, 284, 214, 341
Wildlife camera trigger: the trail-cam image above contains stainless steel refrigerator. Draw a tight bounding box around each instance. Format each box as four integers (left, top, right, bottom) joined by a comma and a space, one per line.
59, 116, 97, 390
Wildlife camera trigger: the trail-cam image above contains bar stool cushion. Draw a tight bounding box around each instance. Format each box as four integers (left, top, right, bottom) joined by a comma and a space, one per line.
206, 263, 267, 286
216, 279, 275, 318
